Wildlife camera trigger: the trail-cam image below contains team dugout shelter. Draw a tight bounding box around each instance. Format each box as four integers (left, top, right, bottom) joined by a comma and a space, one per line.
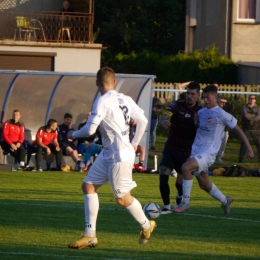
0, 70, 156, 168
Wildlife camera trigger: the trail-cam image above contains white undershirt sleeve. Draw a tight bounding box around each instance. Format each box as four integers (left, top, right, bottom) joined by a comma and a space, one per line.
72, 122, 98, 138
131, 113, 148, 146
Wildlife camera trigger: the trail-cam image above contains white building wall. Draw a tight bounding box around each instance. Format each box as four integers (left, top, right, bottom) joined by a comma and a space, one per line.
0, 43, 102, 73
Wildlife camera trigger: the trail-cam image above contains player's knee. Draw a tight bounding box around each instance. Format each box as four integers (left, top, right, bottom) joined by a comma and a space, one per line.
66, 148, 72, 155
116, 197, 128, 207
82, 182, 98, 194
159, 165, 170, 175
182, 162, 194, 175
116, 193, 133, 207
182, 163, 188, 174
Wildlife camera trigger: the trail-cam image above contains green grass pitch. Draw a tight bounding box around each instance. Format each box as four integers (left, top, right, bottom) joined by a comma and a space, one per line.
0, 170, 260, 260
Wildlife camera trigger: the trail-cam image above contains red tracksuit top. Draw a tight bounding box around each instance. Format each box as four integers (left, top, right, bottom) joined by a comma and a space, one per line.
2, 119, 25, 145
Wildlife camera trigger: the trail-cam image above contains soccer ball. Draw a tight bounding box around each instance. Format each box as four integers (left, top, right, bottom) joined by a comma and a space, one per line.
143, 202, 161, 219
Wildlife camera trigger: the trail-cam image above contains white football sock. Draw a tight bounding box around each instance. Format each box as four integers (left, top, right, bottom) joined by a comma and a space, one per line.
84, 193, 99, 237
209, 183, 226, 204
164, 204, 171, 210
126, 198, 150, 231
182, 179, 193, 204
20, 161, 25, 167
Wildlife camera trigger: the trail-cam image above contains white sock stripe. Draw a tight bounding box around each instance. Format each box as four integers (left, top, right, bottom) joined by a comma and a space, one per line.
84, 193, 98, 198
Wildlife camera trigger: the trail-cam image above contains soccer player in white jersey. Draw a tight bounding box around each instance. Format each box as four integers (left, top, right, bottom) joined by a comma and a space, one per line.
67, 67, 156, 249
174, 84, 254, 214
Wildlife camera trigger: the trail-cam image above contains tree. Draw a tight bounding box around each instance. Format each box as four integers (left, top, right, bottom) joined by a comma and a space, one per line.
94, 0, 185, 55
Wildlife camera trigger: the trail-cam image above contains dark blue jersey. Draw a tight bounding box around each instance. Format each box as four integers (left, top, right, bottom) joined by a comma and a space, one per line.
58, 123, 75, 144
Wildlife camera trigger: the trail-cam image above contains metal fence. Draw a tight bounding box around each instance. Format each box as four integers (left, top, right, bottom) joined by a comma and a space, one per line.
0, 10, 94, 43
154, 82, 260, 103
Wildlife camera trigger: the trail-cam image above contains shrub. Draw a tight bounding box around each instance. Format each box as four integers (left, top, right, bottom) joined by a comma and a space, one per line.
102, 45, 237, 84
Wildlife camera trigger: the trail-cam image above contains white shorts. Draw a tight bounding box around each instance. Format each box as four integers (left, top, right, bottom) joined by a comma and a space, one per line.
84, 154, 136, 198
191, 153, 215, 176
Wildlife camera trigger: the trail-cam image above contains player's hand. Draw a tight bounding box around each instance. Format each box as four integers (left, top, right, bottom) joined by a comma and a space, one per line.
67, 130, 74, 138
246, 149, 254, 160
16, 142, 21, 148
132, 144, 137, 152
161, 120, 171, 129
46, 147, 51, 155
56, 145, 60, 151
11, 143, 17, 151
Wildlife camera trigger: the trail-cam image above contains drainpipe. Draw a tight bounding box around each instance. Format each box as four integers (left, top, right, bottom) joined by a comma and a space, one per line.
224, 0, 229, 57
225, 0, 233, 58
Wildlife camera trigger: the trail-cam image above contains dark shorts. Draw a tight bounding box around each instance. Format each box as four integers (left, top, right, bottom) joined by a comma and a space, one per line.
60, 142, 77, 155
159, 147, 189, 175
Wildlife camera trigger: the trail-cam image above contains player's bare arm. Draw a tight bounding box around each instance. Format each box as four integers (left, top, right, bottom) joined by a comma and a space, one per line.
178, 81, 191, 90
132, 144, 137, 152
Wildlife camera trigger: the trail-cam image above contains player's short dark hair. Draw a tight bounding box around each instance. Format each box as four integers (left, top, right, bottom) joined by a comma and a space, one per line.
13, 109, 20, 114
96, 67, 115, 87
47, 119, 57, 127
64, 113, 72, 119
187, 82, 200, 93
203, 84, 218, 94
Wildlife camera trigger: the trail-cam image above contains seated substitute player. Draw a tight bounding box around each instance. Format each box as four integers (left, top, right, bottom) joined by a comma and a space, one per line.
174, 85, 254, 214
129, 118, 146, 172
67, 67, 156, 249
1, 109, 26, 170
77, 112, 102, 171
77, 112, 102, 146
58, 113, 84, 170
78, 141, 102, 171
159, 82, 202, 214
33, 119, 63, 171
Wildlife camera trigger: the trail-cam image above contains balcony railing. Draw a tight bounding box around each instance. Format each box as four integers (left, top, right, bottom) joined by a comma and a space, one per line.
0, 10, 94, 43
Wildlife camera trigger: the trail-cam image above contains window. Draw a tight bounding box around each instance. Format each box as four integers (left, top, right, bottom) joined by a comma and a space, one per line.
237, 0, 259, 23
0, 51, 56, 71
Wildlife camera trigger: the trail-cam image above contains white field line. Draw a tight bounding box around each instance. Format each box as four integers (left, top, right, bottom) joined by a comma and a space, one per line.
183, 213, 260, 223
1, 201, 260, 224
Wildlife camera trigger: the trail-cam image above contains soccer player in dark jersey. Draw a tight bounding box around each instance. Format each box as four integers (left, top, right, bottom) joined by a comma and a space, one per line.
158, 82, 202, 214
58, 113, 84, 171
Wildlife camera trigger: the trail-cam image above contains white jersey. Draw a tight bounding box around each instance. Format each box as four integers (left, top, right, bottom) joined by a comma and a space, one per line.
192, 106, 237, 156
88, 90, 145, 162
